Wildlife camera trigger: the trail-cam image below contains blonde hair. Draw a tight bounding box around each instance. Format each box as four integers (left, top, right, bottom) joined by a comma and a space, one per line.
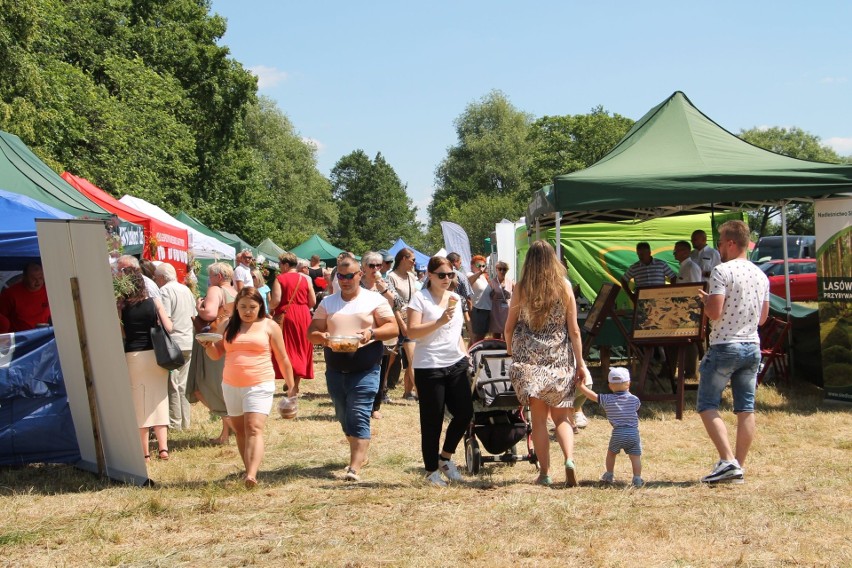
208, 261, 234, 282
516, 240, 570, 330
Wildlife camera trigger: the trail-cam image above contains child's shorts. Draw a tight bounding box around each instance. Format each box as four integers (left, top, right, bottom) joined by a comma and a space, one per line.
608, 426, 642, 456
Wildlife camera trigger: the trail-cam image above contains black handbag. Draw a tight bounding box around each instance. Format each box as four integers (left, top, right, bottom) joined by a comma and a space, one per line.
150, 318, 185, 371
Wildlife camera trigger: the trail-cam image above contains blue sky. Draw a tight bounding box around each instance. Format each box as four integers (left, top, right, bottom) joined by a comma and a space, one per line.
210, 1, 852, 225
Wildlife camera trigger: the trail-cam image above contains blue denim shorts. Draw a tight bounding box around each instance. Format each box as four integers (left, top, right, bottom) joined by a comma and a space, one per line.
697, 343, 761, 413
325, 365, 381, 439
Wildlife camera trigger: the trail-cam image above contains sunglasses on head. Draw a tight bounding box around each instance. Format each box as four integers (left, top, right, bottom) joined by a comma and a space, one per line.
433, 272, 456, 280
367, 263, 383, 269
336, 272, 358, 280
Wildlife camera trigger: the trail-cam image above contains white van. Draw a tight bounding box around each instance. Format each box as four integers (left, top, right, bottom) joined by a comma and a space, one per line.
751, 235, 816, 263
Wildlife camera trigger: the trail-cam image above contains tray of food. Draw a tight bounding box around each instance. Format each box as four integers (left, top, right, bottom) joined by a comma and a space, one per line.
327, 335, 361, 352
196, 332, 223, 342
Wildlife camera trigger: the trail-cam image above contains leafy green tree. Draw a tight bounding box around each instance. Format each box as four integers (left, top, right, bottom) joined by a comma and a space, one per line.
331, 150, 421, 254
740, 127, 842, 237
430, 90, 533, 248
238, 96, 337, 248
526, 106, 634, 189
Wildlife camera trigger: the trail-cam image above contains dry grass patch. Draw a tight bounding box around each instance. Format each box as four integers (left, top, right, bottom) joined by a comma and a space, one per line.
1, 356, 850, 566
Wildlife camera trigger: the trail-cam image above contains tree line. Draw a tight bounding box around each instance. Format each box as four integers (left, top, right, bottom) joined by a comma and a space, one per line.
2, 1, 847, 256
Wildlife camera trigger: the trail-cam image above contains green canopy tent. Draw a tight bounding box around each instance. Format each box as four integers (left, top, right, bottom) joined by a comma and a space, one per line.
257, 238, 286, 270
289, 234, 347, 267
0, 130, 144, 255
526, 91, 852, 227
216, 230, 257, 260
524, 91, 851, 383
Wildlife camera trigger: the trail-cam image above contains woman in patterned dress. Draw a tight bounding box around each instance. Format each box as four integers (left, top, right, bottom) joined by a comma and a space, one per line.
504, 240, 588, 487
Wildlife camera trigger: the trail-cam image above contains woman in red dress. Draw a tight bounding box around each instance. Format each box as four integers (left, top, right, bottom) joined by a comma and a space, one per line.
270, 252, 316, 394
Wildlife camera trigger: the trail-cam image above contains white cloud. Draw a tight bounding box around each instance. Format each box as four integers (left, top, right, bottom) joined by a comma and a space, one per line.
248, 65, 288, 89
825, 137, 852, 155
301, 137, 325, 153
820, 76, 848, 84
412, 196, 432, 227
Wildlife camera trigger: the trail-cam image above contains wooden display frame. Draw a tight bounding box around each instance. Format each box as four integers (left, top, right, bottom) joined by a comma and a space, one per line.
631, 283, 705, 344
582, 282, 621, 336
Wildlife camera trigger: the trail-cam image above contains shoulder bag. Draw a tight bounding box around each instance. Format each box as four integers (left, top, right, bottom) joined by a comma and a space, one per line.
150, 303, 185, 371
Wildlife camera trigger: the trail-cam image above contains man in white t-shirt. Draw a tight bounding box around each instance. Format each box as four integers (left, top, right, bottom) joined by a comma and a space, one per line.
696, 220, 769, 485
233, 249, 254, 291
154, 263, 198, 430
690, 229, 722, 284
308, 258, 398, 483
674, 241, 702, 283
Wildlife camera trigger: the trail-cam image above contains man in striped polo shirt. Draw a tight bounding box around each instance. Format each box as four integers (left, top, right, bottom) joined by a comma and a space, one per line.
620, 242, 676, 305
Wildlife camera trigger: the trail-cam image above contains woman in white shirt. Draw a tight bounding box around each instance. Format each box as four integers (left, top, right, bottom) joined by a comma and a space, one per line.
407, 256, 473, 487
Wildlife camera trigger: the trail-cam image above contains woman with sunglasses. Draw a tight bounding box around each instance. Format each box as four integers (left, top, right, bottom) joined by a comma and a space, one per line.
308, 258, 399, 482
468, 255, 491, 344
360, 251, 397, 419
387, 248, 419, 401
407, 256, 473, 486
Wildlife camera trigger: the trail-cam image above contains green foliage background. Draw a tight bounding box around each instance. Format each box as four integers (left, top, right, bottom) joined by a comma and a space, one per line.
2, 1, 847, 257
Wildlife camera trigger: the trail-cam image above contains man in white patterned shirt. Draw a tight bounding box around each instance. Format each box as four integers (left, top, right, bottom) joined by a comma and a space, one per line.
696, 220, 769, 484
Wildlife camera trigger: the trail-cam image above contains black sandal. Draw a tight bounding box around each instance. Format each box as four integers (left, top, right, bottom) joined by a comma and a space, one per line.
158, 449, 170, 461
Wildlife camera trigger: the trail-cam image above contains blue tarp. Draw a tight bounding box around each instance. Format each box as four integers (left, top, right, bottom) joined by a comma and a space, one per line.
0, 188, 72, 271
0, 327, 80, 465
387, 238, 430, 270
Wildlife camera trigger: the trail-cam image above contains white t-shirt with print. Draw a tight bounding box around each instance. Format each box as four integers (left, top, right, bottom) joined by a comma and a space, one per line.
408, 289, 466, 369
313, 289, 394, 337
708, 259, 770, 345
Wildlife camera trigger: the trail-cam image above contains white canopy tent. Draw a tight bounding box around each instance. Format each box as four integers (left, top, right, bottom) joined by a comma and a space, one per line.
119, 195, 235, 260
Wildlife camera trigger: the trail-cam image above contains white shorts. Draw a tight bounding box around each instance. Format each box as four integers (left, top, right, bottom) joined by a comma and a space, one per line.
222, 381, 275, 416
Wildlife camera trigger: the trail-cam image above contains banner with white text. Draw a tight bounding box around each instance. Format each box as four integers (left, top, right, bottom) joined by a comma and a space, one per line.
815, 197, 852, 403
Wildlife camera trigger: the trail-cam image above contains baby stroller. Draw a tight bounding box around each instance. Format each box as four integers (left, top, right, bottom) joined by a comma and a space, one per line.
464, 339, 537, 475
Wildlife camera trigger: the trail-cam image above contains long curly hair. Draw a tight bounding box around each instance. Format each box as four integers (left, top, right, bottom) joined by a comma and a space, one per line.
515, 240, 569, 330
119, 267, 148, 307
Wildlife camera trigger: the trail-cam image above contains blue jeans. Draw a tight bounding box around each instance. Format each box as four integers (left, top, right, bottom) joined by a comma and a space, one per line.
697, 343, 761, 413
326, 365, 381, 439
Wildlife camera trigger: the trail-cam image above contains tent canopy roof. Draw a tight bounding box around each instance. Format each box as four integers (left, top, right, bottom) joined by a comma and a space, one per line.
289, 234, 347, 266
0, 131, 110, 219
120, 196, 234, 260
63, 173, 188, 252
0, 188, 72, 269
387, 238, 430, 269
527, 91, 852, 225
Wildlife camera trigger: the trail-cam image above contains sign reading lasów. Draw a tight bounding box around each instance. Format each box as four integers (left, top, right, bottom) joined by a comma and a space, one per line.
815, 198, 852, 403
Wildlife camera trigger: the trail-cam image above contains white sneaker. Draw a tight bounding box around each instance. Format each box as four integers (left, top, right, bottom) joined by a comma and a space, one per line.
425, 470, 448, 487
701, 459, 744, 484
600, 471, 615, 484
574, 412, 589, 429
439, 459, 462, 482
632, 475, 645, 488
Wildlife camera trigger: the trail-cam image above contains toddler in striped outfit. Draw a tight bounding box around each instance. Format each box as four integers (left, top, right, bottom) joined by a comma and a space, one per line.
576, 367, 644, 487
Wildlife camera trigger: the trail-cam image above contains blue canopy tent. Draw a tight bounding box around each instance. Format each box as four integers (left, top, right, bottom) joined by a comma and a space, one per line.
0, 189, 73, 270
0, 189, 80, 465
387, 239, 430, 270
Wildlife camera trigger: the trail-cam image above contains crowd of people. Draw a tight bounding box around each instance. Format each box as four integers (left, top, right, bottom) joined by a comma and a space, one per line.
3, 220, 767, 489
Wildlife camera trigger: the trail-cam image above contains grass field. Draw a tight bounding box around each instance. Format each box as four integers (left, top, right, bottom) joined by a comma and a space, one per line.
1, 353, 850, 567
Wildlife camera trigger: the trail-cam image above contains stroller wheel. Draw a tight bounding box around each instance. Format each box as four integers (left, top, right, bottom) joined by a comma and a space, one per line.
464, 437, 481, 475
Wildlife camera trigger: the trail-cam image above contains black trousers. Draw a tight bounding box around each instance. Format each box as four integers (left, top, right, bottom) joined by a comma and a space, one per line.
414, 358, 473, 472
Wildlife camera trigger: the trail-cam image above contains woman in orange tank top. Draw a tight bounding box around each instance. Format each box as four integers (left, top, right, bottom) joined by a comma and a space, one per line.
199, 287, 295, 488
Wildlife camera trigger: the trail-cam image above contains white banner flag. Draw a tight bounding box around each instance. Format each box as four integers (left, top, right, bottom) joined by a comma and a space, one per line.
441, 221, 471, 269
